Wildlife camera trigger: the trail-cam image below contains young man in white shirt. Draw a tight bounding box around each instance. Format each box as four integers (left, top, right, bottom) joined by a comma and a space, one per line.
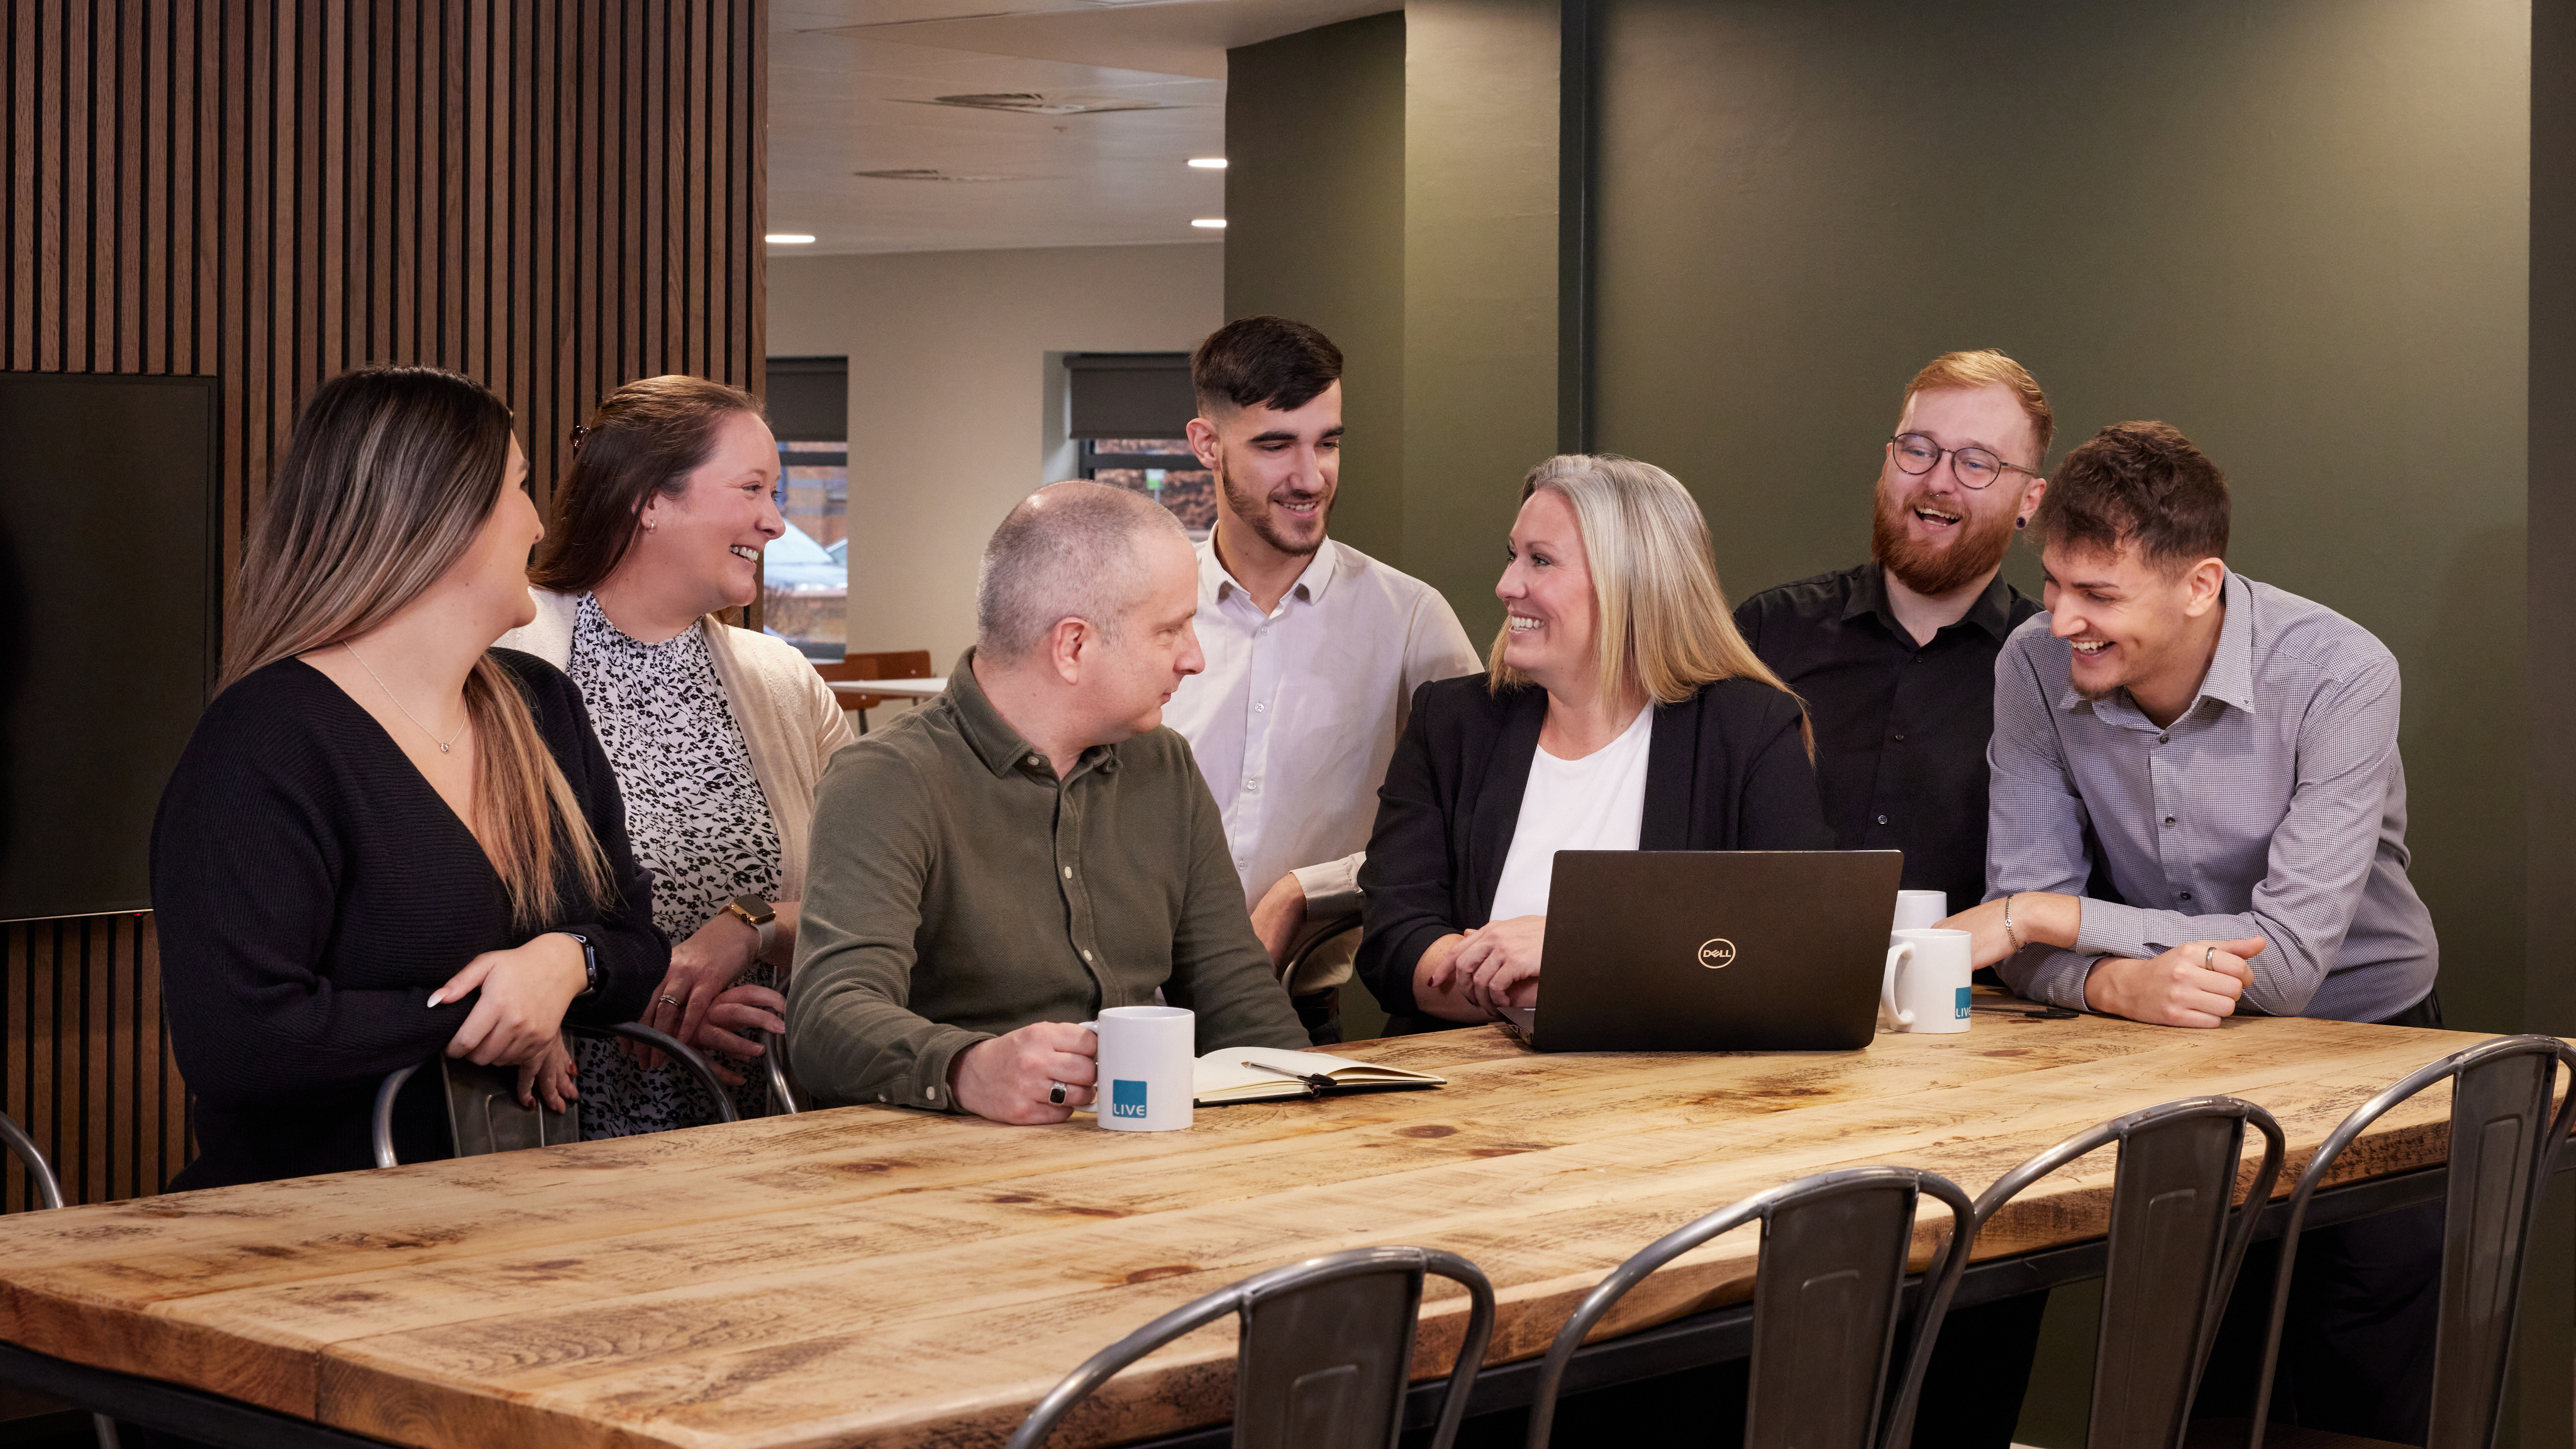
1162, 316, 1480, 1040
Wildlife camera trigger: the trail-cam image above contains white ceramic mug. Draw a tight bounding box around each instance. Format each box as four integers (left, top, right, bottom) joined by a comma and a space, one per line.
1891, 890, 1948, 934
1090, 1006, 1196, 1131
1882, 928, 1974, 1035
1880, 891, 1949, 1028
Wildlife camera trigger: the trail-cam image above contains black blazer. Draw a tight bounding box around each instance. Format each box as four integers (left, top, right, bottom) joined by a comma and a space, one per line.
1354, 674, 1833, 1020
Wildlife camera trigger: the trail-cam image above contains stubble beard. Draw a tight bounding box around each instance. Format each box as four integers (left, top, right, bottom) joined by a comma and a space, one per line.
1216, 452, 1330, 558
1870, 480, 2017, 599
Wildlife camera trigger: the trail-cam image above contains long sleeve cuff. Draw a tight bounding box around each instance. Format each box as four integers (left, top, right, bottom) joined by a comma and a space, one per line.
1291, 852, 1366, 919
1999, 943, 2102, 1012
890, 1024, 991, 1114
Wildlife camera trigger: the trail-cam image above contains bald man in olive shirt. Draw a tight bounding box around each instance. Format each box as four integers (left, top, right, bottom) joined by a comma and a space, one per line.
788, 482, 1305, 1123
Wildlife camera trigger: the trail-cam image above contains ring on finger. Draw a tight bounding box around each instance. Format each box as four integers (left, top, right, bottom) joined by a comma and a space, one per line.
1047, 1081, 1069, 1106
2202, 946, 2216, 969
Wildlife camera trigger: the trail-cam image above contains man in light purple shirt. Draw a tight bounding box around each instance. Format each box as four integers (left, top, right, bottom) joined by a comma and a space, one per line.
1943, 420, 2440, 1441
1161, 317, 1478, 1041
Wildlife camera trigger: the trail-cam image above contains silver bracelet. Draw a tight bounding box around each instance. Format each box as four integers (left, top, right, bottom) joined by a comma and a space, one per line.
2002, 893, 2025, 954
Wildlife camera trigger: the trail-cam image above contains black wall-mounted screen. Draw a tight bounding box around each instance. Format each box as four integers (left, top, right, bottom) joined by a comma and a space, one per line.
0, 372, 219, 921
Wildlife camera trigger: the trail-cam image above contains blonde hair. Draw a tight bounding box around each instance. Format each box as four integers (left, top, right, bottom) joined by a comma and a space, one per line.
1902, 349, 2054, 467
1487, 454, 1811, 752
223, 366, 613, 931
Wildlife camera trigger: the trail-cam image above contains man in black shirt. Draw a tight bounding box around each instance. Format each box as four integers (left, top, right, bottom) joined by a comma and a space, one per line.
1733, 348, 2051, 916
1731, 349, 2054, 1449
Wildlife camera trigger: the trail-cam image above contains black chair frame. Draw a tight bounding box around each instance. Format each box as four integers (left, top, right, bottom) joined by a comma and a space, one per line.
371, 1020, 740, 1168
1524, 1163, 1976, 1449
1006, 1245, 1497, 1449
1974, 1095, 2285, 1448
2236, 1033, 2576, 1449
1, 1109, 126, 1449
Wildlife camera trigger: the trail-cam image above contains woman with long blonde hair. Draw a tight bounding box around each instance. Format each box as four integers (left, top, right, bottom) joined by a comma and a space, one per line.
1353, 454, 1831, 1027
151, 365, 664, 1188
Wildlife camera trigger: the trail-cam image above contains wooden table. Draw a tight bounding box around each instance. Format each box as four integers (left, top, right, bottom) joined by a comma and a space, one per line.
0, 1012, 2549, 1449
826, 676, 945, 700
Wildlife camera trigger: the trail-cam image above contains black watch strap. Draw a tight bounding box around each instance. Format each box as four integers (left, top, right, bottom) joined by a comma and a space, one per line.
565, 932, 599, 998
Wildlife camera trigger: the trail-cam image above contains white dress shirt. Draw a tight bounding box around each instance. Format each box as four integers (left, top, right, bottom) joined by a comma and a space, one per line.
1165, 536, 1481, 927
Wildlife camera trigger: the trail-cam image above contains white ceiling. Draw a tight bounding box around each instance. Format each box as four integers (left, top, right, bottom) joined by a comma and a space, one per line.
768, 0, 1399, 255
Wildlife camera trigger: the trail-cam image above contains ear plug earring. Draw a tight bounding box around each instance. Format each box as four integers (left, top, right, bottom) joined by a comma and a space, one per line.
2016, 516, 2028, 530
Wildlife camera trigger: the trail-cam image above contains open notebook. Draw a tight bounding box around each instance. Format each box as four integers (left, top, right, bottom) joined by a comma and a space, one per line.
1195, 1048, 1446, 1106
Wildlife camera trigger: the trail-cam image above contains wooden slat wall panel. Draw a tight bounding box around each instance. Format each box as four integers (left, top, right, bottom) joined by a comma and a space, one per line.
0, 0, 766, 1211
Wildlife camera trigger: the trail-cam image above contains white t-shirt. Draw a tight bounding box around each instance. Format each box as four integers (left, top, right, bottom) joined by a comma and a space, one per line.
1487, 706, 1655, 921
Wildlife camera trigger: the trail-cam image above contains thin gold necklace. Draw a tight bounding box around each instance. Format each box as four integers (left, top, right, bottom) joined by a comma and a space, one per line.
343, 641, 469, 753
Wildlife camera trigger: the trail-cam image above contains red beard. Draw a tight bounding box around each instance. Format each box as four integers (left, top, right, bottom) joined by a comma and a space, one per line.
1870, 483, 2016, 597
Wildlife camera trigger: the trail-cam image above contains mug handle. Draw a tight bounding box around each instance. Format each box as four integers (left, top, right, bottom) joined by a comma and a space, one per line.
1882, 943, 1917, 1029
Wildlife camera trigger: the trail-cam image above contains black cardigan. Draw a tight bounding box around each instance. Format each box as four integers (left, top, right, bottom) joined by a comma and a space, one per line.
1354, 674, 1834, 1020
150, 649, 665, 1189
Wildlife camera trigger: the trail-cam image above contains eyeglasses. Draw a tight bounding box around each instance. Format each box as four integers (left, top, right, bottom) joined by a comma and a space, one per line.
1888, 433, 2042, 491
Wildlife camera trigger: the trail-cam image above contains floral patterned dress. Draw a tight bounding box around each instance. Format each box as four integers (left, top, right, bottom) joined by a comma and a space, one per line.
564, 592, 784, 1136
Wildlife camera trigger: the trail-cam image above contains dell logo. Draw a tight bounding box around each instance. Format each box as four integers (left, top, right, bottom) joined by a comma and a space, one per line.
1696, 938, 1736, 969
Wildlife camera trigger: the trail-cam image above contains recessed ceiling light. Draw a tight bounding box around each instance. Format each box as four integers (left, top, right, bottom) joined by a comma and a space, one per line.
1191, 218, 1226, 230
1187, 157, 1228, 169
766, 233, 816, 244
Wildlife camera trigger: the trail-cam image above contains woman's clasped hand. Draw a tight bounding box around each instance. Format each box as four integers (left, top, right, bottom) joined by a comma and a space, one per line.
1434, 915, 1548, 1013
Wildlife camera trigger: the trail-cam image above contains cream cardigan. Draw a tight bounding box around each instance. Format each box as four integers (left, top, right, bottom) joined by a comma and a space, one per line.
497, 589, 855, 906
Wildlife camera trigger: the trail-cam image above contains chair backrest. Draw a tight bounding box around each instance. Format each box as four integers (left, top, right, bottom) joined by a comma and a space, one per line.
1972, 1096, 2284, 1449
3, 1111, 128, 1449
814, 649, 933, 711
1280, 913, 1362, 985
2242, 1034, 2576, 1449
1525, 1164, 1977, 1449
372, 1021, 741, 1168
1006, 1245, 1496, 1449
1, 1109, 66, 1210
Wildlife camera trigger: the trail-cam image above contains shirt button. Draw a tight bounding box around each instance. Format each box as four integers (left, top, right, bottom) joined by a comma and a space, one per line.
1253, 701, 1267, 713
1245, 778, 1260, 792
1062, 865, 1073, 879
2163, 816, 2177, 826
1892, 732, 1906, 742
2179, 892, 2194, 902
1028, 754, 1043, 767
1082, 949, 1094, 962
2157, 735, 2169, 745
1876, 814, 1890, 825
1236, 858, 1249, 870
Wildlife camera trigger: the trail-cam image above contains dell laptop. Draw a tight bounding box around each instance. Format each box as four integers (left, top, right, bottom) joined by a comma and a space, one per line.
1496, 850, 1903, 1052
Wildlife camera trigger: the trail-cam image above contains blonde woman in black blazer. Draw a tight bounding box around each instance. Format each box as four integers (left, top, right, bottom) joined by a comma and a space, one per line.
1355, 454, 1831, 1030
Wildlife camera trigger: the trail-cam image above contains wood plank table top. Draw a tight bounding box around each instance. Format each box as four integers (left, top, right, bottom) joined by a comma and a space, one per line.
0, 1011, 2540, 1449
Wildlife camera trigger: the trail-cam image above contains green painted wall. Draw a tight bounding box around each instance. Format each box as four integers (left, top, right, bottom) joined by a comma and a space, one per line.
1224, 12, 1410, 564
1587, 0, 2531, 1040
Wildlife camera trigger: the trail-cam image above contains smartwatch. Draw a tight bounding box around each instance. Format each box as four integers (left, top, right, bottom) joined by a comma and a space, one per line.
564, 932, 599, 998
725, 896, 778, 959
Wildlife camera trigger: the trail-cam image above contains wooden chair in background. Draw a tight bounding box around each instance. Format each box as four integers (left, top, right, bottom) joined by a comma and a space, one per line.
814, 649, 933, 733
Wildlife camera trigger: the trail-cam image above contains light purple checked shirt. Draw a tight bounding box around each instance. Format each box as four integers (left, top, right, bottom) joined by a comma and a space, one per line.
1985, 571, 2438, 1023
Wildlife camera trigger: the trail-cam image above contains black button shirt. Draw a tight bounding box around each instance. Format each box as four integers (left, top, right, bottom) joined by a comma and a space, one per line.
1733, 563, 2038, 914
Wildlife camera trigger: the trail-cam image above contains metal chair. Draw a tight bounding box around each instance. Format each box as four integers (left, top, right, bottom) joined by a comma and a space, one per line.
372, 1021, 740, 1167
1975, 1096, 2285, 1448
1, 1109, 124, 1449
1006, 1245, 1497, 1449
1524, 1164, 1977, 1449
764, 1027, 801, 1115
2214, 1034, 2576, 1449
1281, 912, 1362, 1044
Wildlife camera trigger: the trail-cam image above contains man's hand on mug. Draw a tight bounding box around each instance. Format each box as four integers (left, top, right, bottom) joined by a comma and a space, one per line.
950, 1021, 1099, 1124
2083, 936, 2265, 1028
1452, 914, 1546, 1012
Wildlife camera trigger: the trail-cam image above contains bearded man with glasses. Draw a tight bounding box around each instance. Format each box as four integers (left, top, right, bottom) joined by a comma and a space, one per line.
1731, 349, 2056, 1449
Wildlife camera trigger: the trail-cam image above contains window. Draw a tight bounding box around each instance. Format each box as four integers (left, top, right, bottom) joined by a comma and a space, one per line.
1065, 353, 1209, 536
764, 357, 849, 660
1081, 437, 1216, 539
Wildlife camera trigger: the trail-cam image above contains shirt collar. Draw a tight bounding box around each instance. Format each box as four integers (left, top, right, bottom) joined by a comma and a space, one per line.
1206, 534, 1341, 609
942, 647, 1119, 782
1841, 564, 2017, 641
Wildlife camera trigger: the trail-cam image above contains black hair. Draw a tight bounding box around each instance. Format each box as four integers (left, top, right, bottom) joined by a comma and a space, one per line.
2033, 421, 2231, 572
1190, 315, 1343, 417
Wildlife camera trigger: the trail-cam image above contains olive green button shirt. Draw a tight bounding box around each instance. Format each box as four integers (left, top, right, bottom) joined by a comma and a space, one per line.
787, 648, 1308, 1111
